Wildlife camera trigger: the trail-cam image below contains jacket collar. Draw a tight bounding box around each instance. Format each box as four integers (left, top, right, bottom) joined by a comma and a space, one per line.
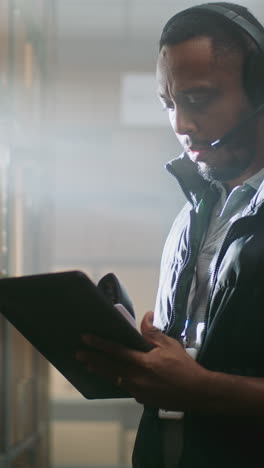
246, 177, 264, 214
165, 152, 213, 209
166, 152, 264, 213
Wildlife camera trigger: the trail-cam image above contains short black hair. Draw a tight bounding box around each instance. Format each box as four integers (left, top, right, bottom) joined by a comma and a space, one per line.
159, 2, 264, 59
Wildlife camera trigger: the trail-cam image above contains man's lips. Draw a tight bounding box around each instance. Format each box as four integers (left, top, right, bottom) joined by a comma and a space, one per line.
187, 146, 212, 162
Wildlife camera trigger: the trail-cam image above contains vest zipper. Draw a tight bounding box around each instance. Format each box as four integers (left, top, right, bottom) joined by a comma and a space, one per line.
164, 167, 219, 339
167, 220, 193, 338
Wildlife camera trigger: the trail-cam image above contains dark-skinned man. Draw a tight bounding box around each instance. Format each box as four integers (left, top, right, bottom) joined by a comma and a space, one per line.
76, 3, 264, 467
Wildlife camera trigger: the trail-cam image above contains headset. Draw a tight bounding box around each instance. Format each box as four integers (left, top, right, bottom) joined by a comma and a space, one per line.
163, 4, 264, 150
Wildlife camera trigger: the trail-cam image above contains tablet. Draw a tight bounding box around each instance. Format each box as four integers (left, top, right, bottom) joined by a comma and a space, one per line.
0, 271, 151, 399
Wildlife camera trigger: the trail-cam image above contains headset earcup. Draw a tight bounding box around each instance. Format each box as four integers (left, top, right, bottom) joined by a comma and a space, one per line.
244, 51, 264, 106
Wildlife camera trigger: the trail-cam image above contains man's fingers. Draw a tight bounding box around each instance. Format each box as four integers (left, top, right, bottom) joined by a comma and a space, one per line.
76, 349, 128, 386
76, 348, 147, 393
81, 333, 148, 366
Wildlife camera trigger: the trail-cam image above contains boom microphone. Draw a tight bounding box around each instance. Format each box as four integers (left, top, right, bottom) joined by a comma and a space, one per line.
210, 102, 264, 150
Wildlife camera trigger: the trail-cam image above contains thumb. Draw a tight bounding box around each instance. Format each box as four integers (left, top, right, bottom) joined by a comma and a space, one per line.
140, 311, 168, 347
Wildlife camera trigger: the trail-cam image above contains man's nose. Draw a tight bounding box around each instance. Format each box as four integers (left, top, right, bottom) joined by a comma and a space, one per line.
170, 107, 198, 136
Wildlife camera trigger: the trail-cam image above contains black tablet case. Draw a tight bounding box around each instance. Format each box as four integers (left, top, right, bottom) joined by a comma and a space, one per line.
0, 271, 151, 399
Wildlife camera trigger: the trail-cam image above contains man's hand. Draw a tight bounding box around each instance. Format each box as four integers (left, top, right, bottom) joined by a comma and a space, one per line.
76, 311, 210, 411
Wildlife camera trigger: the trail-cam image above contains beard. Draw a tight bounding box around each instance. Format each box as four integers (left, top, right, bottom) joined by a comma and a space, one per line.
197, 132, 258, 183
197, 158, 253, 182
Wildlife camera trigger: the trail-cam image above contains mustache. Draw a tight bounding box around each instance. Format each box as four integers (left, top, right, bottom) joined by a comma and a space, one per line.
183, 135, 212, 150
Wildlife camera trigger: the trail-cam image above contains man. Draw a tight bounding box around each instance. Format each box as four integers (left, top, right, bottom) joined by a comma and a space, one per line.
76, 3, 264, 467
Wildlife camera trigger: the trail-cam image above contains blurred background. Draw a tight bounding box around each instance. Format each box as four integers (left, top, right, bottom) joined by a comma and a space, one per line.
0, 0, 262, 467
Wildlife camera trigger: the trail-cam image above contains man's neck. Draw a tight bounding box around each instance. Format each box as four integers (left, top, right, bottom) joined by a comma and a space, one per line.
225, 163, 264, 193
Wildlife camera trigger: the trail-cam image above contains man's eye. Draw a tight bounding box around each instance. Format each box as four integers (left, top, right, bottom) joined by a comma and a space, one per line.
162, 101, 175, 111
188, 95, 198, 104
186, 94, 209, 106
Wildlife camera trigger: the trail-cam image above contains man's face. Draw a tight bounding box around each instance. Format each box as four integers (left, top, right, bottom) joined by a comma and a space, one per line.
157, 37, 260, 183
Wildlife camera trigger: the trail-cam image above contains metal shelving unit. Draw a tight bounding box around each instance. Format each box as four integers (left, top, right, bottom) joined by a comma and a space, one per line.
0, 1, 55, 466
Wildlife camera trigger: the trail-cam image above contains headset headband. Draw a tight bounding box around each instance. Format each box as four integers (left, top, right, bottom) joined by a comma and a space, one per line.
163, 4, 264, 54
